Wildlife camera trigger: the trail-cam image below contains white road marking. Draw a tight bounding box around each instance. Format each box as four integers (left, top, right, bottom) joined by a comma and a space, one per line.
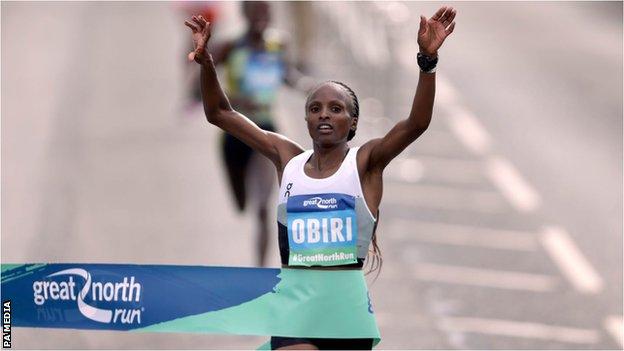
445, 105, 492, 155
389, 155, 485, 185
386, 219, 538, 251
486, 156, 541, 212
539, 226, 603, 294
604, 315, 623, 348
413, 263, 558, 292
417, 156, 484, 183
437, 316, 600, 344
385, 183, 508, 214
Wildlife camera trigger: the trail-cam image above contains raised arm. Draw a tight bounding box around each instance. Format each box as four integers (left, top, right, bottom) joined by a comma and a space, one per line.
363, 7, 456, 171
184, 16, 304, 170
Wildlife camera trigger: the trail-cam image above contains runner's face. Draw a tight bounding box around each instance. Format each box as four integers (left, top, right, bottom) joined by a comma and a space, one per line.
244, 2, 270, 36
305, 84, 356, 146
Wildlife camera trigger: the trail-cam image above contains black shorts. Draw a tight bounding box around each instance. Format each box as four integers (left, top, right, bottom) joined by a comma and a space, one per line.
270, 336, 374, 350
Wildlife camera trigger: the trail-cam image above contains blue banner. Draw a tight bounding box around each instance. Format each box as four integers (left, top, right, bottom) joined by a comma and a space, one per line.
0, 263, 380, 345
1, 264, 279, 331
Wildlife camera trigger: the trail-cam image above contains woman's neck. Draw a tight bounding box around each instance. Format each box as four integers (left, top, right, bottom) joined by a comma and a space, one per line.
309, 143, 349, 172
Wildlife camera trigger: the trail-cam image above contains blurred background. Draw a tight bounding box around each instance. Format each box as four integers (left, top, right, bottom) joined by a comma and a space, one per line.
2, 1, 622, 349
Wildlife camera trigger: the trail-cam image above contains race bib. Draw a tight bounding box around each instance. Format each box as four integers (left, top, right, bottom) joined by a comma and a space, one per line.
286, 193, 358, 266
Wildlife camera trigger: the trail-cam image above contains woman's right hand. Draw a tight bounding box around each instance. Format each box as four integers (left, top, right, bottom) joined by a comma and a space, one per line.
184, 15, 211, 63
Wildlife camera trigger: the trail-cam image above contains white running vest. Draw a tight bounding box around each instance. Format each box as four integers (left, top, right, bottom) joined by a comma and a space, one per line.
276, 147, 377, 267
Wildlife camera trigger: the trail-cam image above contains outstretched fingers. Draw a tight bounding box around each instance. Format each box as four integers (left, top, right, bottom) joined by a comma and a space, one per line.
431, 6, 447, 21
441, 8, 456, 27
185, 14, 212, 62
437, 7, 455, 25
192, 15, 205, 30
418, 15, 428, 35
184, 20, 199, 32
445, 22, 456, 35
200, 17, 211, 36
197, 15, 208, 27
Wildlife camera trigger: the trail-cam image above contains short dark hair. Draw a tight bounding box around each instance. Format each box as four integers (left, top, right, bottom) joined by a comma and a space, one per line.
305, 81, 359, 141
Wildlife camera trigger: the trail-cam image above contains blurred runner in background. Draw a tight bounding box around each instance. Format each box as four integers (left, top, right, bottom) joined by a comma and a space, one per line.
210, 1, 313, 267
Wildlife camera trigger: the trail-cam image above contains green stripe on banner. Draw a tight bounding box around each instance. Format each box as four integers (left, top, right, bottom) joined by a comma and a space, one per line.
0, 264, 22, 274
1, 263, 47, 283
134, 268, 380, 346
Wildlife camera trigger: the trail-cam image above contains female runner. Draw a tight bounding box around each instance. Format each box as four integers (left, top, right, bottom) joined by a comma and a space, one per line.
185, 6, 456, 350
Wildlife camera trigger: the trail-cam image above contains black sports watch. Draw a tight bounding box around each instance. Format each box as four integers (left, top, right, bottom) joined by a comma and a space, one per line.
417, 52, 438, 73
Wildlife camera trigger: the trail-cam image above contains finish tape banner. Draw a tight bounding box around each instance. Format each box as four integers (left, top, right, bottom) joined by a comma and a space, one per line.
1, 264, 380, 347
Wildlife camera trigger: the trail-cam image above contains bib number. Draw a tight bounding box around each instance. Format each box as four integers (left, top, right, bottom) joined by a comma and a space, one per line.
286, 194, 358, 266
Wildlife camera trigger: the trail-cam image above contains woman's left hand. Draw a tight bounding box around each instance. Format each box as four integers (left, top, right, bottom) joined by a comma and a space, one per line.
417, 6, 457, 57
